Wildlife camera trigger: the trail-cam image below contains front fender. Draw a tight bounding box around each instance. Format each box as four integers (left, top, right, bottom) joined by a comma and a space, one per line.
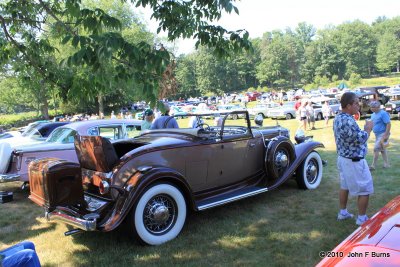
98, 166, 195, 232
266, 141, 324, 191
294, 141, 325, 161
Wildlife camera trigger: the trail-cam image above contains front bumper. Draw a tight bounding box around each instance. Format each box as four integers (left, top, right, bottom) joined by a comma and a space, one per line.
0, 174, 20, 183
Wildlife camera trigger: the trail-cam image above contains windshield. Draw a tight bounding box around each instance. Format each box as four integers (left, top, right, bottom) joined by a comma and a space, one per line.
21, 123, 40, 137
46, 127, 77, 143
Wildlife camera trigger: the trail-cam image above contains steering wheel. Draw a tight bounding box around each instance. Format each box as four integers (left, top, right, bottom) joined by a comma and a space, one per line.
198, 123, 211, 131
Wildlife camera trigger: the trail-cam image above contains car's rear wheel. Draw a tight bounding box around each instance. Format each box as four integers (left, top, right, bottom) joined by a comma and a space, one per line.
316, 112, 323, 121
265, 137, 295, 181
296, 151, 323, 190
232, 114, 239, 120
285, 113, 293, 120
128, 183, 186, 245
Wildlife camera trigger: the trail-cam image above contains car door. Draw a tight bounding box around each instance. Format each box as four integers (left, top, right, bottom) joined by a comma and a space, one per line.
206, 117, 262, 188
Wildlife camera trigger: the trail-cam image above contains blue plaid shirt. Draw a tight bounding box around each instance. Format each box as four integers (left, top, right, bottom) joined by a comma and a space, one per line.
333, 112, 369, 158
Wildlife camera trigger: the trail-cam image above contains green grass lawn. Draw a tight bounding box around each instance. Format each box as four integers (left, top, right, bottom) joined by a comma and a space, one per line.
1, 116, 399, 267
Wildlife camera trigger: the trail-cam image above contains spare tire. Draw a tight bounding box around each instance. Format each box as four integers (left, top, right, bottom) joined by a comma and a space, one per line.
265, 136, 295, 180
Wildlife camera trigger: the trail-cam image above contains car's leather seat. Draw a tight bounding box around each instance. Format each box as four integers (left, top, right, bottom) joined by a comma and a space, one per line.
74, 135, 119, 173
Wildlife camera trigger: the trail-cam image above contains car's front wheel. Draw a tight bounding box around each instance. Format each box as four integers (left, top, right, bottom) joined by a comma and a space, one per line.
285, 113, 293, 120
296, 151, 323, 190
129, 183, 187, 245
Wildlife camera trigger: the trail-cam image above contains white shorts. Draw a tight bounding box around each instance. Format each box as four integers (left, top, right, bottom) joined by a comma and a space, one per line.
337, 156, 374, 196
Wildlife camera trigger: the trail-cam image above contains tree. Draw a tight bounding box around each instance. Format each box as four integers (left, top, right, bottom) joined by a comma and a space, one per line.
256, 30, 302, 87
334, 21, 377, 77
175, 54, 198, 98
373, 17, 400, 73
0, 0, 252, 114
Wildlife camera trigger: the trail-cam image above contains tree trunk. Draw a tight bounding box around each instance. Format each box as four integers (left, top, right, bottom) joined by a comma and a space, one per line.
41, 99, 49, 120
397, 61, 399, 73
98, 94, 104, 118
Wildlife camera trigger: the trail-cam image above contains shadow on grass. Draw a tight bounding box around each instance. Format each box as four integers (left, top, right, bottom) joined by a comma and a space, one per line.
62, 150, 355, 267
0, 184, 58, 244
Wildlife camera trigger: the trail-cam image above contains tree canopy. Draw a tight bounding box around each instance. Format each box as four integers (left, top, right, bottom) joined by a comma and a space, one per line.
0, 0, 251, 116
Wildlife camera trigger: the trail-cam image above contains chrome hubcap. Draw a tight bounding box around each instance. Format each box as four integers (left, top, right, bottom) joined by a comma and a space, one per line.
143, 195, 176, 235
275, 150, 289, 175
306, 160, 318, 184
153, 206, 169, 223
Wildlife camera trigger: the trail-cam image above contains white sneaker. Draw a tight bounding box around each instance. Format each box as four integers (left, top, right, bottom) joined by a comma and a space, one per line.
356, 215, 369, 226
337, 212, 354, 220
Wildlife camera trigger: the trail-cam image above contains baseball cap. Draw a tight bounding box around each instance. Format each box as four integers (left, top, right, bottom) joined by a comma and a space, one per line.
144, 109, 154, 116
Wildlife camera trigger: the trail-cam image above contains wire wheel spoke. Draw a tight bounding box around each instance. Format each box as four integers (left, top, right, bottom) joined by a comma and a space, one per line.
143, 194, 177, 235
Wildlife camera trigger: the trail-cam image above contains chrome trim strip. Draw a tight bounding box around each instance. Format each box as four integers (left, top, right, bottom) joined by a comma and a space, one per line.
46, 210, 97, 231
0, 174, 20, 183
197, 187, 269, 210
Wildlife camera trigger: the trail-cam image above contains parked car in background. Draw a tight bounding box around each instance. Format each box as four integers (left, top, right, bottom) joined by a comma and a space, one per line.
385, 100, 400, 119
28, 110, 325, 245
0, 131, 21, 140
248, 102, 280, 118
310, 98, 341, 120
0, 121, 69, 148
169, 106, 188, 119
268, 102, 296, 120
0, 119, 142, 185
317, 195, 400, 267
246, 92, 262, 101
354, 87, 390, 118
217, 104, 246, 119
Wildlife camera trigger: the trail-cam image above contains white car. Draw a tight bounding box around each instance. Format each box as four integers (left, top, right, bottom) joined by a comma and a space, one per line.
217, 104, 246, 119
248, 103, 280, 118
0, 131, 21, 140
310, 98, 341, 120
268, 102, 296, 120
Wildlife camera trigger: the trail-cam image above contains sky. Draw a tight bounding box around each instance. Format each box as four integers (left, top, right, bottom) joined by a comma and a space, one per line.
138, 0, 400, 55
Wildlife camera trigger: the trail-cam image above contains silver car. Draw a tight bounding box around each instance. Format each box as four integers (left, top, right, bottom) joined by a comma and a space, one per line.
248, 102, 280, 118
268, 102, 296, 120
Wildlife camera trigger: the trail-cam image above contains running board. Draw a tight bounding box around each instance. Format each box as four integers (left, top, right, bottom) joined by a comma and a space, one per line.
197, 187, 269, 211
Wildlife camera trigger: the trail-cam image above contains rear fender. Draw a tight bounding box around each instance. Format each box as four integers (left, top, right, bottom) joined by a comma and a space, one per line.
98, 167, 195, 231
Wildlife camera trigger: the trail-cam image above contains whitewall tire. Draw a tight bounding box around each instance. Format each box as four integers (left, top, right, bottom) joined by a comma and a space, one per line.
132, 184, 186, 245
296, 151, 323, 190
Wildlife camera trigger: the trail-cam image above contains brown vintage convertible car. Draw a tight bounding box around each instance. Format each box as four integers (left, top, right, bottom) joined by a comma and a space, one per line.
28, 111, 325, 245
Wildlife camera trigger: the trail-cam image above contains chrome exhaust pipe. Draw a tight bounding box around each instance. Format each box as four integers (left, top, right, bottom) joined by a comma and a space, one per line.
64, 229, 83, 236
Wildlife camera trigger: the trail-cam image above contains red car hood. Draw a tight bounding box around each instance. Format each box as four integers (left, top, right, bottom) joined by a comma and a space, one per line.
317, 195, 400, 266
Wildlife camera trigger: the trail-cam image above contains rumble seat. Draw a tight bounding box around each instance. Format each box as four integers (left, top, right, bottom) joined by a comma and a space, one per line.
74, 135, 119, 172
